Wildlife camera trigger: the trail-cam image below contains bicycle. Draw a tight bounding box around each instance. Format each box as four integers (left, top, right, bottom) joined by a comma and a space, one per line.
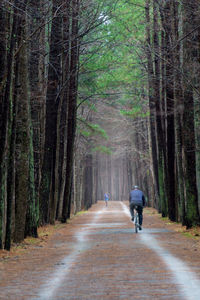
133, 206, 140, 233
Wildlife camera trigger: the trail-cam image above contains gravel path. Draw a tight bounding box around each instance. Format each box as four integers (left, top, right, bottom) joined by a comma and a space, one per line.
1, 201, 200, 300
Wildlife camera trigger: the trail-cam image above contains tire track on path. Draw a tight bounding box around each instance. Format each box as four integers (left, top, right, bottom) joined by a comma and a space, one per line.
44, 202, 180, 299
1, 201, 200, 299
35, 209, 105, 300
121, 202, 200, 300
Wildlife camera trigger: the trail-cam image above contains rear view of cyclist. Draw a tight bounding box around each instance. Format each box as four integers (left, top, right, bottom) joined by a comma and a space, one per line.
129, 186, 146, 230
104, 192, 109, 206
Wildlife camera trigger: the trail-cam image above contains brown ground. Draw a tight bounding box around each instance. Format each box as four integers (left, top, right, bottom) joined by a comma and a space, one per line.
0, 201, 200, 299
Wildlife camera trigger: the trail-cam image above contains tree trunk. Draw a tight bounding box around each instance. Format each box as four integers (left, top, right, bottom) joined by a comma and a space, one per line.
83, 154, 93, 209
0, 5, 11, 249
14, 1, 30, 242
162, 0, 176, 221
62, 0, 80, 222
190, 2, 200, 217
24, 0, 42, 238
40, 0, 62, 224
172, 0, 185, 223
0, 3, 18, 248
56, 0, 71, 221
182, 1, 199, 227
153, 0, 167, 216
5, 68, 17, 250
145, 0, 159, 208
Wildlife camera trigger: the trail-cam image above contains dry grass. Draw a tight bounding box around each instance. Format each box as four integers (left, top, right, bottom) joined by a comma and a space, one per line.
144, 207, 200, 240
0, 222, 67, 260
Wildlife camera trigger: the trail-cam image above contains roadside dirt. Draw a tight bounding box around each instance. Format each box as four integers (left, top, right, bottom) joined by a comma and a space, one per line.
0, 201, 200, 299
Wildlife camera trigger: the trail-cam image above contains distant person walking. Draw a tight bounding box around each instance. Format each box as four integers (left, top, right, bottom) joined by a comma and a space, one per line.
104, 192, 109, 206
129, 186, 145, 230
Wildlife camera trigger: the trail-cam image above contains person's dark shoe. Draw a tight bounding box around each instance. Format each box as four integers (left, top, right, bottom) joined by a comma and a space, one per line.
139, 226, 142, 230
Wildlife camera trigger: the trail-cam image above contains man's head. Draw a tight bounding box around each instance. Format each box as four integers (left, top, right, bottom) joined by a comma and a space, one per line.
133, 185, 139, 190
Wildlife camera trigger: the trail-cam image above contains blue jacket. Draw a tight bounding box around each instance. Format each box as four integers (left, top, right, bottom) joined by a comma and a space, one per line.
104, 193, 109, 201
129, 189, 145, 206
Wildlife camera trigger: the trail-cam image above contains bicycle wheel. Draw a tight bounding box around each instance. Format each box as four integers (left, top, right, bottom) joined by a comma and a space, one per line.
135, 213, 138, 233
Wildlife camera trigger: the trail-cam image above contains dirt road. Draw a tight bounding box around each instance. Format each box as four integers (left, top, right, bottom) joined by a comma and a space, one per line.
1, 201, 200, 299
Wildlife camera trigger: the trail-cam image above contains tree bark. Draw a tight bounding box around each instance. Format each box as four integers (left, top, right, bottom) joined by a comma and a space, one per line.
14, 1, 30, 242
0, 4, 11, 249
0, 2, 18, 248
39, 0, 62, 224
162, 0, 176, 221
56, 0, 71, 221
62, 0, 80, 222
172, 0, 185, 223
182, 1, 199, 227
145, 0, 159, 208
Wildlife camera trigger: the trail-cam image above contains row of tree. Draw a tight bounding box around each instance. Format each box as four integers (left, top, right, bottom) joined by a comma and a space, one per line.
1, 0, 200, 251
145, 0, 200, 227
88, 0, 200, 228
0, 0, 115, 250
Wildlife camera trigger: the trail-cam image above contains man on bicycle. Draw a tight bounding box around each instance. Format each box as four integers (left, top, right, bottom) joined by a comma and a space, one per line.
104, 192, 109, 206
129, 186, 145, 230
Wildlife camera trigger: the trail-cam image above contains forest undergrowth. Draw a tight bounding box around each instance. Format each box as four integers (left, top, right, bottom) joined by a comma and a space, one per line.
146, 207, 200, 241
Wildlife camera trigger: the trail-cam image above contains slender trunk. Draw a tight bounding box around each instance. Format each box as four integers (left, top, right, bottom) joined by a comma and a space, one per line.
159, 2, 169, 217
153, 0, 167, 215
145, 0, 159, 208
40, 0, 62, 224
5, 71, 17, 250
57, 0, 71, 220
0, 6, 13, 249
182, 1, 199, 227
191, 2, 200, 217
173, 1, 185, 223
25, 0, 41, 237
14, 1, 30, 242
83, 154, 93, 209
163, 0, 176, 221
0, 3, 18, 248
62, 0, 80, 222
0, 8, 7, 105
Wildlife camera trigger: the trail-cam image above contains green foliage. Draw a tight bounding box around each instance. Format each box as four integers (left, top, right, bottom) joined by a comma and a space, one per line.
87, 123, 108, 139
92, 145, 112, 154
79, 0, 147, 104
77, 0, 149, 168
80, 130, 91, 137
120, 107, 150, 119
78, 119, 108, 139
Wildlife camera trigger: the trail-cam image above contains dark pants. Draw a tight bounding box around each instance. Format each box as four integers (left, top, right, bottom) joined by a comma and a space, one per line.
129, 203, 143, 225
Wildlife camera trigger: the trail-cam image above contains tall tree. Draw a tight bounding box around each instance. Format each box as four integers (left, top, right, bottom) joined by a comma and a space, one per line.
153, 0, 167, 216
181, 0, 199, 227
0, 3, 8, 249
0, 1, 19, 248
62, 0, 80, 222
13, 0, 31, 243
163, 0, 176, 221
57, 0, 71, 221
145, 0, 159, 208
25, 0, 42, 238
39, 0, 62, 224
172, 0, 185, 223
